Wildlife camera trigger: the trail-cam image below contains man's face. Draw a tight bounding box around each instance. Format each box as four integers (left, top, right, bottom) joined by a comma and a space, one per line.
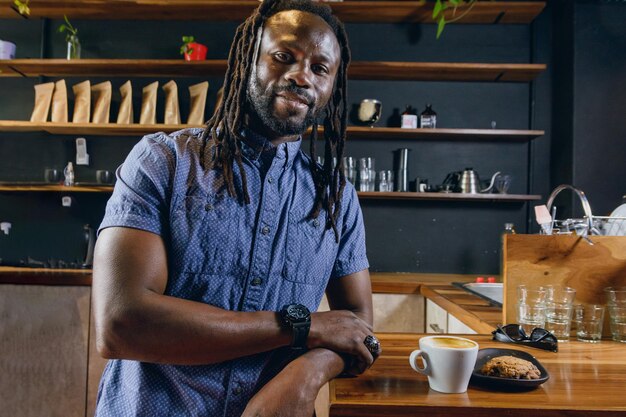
247, 10, 341, 137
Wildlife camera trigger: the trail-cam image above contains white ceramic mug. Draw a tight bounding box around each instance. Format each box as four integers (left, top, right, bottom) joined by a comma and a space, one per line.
0, 40, 16, 59
409, 335, 478, 393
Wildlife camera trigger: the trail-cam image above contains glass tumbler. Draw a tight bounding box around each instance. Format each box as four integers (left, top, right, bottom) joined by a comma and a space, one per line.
378, 170, 393, 192
574, 304, 605, 343
544, 302, 574, 342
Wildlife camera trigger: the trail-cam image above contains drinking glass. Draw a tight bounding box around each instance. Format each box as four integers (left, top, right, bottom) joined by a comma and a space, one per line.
605, 287, 626, 306
608, 304, 626, 343
574, 304, 605, 343
544, 302, 574, 342
517, 303, 546, 335
546, 285, 577, 305
44, 168, 61, 183
342, 157, 357, 184
378, 170, 393, 192
495, 174, 512, 194
517, 285, 547, 305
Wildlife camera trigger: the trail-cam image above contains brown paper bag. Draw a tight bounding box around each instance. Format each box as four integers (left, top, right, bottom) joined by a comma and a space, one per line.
72, 80, 91, 123
50, 80, 68, 123
187, 81, 209, 125
139, 81, 159, 125
162, 80, 181, 125
91, 81, 112, 124
30, 82, 55, 122
116, 80, 133, 124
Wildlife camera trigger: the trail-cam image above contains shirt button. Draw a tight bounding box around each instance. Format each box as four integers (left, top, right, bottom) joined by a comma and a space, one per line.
204, 203, 214, 211
232, 386, 242, 395
261, 226, 270, 235
251, 277, 262, 286
268, 176, 274, 184
313, 219, 320, 227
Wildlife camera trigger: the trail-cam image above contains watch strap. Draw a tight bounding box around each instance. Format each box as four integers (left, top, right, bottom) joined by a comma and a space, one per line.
291, 320, 310, 349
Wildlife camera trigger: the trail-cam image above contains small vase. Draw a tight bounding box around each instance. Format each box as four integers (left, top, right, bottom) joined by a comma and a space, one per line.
66, 35, 81, 60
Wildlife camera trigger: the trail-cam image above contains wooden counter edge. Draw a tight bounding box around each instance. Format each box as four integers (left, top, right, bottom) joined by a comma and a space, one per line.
0, 267, 92, 286
0, 268, 478, 290
420, 284, 499, 334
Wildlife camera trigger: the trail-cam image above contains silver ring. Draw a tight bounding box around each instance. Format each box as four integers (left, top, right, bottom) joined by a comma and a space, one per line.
364, 335, 380, 355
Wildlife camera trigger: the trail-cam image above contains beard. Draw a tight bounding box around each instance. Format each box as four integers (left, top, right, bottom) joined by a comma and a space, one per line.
247, 75, 320, 136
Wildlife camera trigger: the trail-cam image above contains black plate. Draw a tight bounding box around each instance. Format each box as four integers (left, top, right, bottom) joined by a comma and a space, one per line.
470, 348, 549, 390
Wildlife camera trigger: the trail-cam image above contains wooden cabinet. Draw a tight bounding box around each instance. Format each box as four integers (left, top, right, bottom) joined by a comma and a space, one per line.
0, 284, 91, 417
426, 298, 478, 335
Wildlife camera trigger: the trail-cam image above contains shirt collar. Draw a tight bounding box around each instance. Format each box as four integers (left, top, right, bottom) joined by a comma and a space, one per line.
239, 129, 301, 167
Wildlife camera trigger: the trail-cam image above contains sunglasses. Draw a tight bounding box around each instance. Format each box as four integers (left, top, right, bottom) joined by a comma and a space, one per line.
492, 324, 558, 352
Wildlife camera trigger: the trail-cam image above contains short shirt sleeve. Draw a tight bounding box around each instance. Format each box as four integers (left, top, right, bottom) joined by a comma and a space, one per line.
98, 133, 175, 236
331, 184, 369, 278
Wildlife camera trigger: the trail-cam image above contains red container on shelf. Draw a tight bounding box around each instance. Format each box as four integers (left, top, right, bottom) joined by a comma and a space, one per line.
184, 43, 208, 61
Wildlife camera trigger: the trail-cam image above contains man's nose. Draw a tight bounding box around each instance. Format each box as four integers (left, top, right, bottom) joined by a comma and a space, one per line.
284, 64, 312, 89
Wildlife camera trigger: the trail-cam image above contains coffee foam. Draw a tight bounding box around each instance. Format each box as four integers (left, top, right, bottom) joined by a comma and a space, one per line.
426, 337, 476, 349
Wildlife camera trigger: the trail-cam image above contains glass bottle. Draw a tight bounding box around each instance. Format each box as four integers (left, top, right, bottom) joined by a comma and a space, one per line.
401, 105, 417, 129
420, 104, 437, 128
63, 162, 75, 186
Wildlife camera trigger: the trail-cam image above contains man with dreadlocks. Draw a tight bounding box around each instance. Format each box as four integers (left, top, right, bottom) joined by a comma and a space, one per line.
92, 1, 378, 416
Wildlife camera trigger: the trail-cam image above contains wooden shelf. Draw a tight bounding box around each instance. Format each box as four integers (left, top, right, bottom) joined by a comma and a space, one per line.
0, 184, 113, 192
0, 1, 546, 23
0, 59, 546, 82
0, 185, 540, 201
0, 121, 545, 142
0, 267, 480, 291
357, 191, 541, 201
0, 121, 201, 136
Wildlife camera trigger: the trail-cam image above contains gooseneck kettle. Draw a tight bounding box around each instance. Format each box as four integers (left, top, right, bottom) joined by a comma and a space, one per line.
443, 168, 501, 194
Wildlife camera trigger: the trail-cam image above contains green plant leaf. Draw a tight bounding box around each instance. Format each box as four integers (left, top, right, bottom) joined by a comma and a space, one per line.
436, 15, 446, 39
433, 0, 443, 19
449, 0, 460, 5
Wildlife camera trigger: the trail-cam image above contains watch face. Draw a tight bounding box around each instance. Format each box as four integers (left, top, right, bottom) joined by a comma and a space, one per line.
288, 304, 310, 320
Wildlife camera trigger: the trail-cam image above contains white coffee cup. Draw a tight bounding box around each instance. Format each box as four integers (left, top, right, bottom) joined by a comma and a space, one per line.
408, 335, 478, 393
0, 40, 17, 59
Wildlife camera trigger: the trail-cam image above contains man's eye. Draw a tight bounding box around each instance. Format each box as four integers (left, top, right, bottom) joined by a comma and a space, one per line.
312, 65, 329, 75
273, 52, 292, 62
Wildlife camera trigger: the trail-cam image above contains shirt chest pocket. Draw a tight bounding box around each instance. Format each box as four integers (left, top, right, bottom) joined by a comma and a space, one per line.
171, 193, 239, 274
282, 210, 338, 285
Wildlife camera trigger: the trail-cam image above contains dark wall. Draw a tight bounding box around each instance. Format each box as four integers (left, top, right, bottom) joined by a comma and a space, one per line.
0, 2, 620, 274
551, 1, 626, 219
572, 3, 626, 215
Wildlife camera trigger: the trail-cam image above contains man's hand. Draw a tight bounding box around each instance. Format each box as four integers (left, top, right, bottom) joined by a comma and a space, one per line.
242, 349, 334, 417
307, 310, 377, 375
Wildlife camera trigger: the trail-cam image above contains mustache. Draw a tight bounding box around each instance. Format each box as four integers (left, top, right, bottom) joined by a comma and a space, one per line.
273, 84, 314, 107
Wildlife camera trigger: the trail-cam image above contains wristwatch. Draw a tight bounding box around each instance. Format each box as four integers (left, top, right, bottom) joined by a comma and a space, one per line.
280, 303, 311, 349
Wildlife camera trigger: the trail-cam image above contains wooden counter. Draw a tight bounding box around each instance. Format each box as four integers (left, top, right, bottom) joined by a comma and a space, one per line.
420, 283, 501, 334
329, 333, 626, 417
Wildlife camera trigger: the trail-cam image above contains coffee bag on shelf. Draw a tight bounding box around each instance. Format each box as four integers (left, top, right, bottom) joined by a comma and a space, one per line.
72, 80, 91, 123
139, 81, 159, 125
30, 82, 55, 122
187, 81, 209, 125
50, 80, 68, 123
116, 80, 133, 124
91, 81, 112, 124
162, 80, 181, 125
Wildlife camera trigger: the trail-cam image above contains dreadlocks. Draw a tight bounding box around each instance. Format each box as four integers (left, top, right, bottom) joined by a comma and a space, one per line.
200, 0, 351, 242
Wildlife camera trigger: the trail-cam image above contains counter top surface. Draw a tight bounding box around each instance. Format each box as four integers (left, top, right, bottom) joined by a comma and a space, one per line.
330, 333, 626, 417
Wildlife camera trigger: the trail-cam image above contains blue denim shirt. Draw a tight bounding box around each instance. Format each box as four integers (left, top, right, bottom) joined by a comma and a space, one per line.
95, 128, 369, 417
